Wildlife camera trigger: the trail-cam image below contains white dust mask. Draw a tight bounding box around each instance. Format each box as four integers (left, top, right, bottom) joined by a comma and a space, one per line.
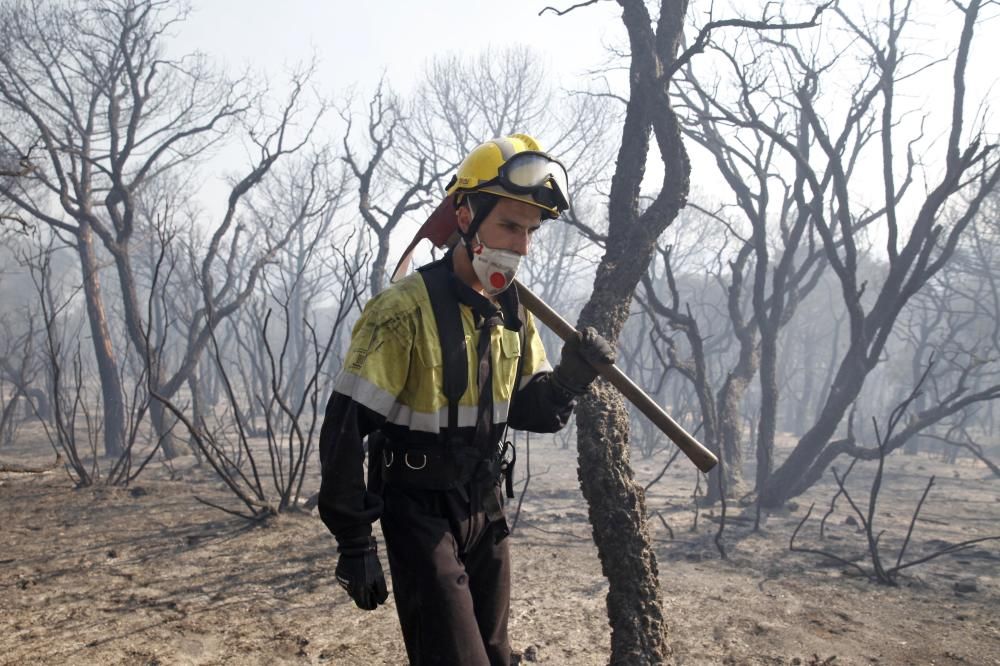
467, 233, 521, 296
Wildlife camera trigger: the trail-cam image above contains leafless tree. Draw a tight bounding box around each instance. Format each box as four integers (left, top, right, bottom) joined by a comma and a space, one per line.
543, 1, 830, 659
0, 233, 39, 441
855, 190, 1000, 468
8, 228, 159, 484
153, 233, 368, 518
743, 0, 1000, 506
0, 0, 327, 459
656, 43, 837, 502
223, 151, 350, 434
791, 368, 1000, 584
340, 83, 436, 295
638, 212, 756, 500
16, 234, 100, 484
1, 0, 131, 455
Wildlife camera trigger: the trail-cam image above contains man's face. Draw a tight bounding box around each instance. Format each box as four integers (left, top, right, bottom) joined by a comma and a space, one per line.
462, 197, 544, 257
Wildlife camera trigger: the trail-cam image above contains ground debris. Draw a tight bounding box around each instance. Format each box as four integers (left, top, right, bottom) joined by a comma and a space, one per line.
953, 579, 978, 594
2, 437, 999, 665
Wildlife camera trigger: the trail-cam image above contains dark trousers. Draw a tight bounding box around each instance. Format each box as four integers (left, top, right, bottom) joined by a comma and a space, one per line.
380, 483, 511, 666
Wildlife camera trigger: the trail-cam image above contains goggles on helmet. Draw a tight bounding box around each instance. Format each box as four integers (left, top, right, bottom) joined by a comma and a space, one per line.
481, 151, 571, 214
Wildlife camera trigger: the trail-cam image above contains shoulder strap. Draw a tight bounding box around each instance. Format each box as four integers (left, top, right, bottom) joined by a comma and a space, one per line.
419, 261, 467, 441
514, 303, 527, 398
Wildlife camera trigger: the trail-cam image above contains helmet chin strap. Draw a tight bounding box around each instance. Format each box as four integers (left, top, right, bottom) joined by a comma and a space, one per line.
461, 196, 499, 261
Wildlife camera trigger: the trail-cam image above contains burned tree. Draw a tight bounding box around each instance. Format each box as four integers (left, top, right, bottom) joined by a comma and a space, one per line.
688, 61, 830, 500
543, 0, 830, 659
791, 369, 1000, 585
0, 0, 326, 459
753, 0, 1000, 506
0, 0, 129, 456
340, 83, 436, 296
153, 223, 368, 518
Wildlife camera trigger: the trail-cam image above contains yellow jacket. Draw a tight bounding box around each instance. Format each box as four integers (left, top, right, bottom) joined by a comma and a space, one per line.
318, 257, 576, 547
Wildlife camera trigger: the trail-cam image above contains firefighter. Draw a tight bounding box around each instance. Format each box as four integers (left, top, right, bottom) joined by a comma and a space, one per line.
318, 133, 615, 665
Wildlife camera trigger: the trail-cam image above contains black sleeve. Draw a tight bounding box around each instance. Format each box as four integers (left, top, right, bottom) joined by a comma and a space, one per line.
507, 371, 577, 433
317, 391, 385, 549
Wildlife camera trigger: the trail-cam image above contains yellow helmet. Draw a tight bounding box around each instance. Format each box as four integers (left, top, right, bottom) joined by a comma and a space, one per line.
446, 133, 571, 219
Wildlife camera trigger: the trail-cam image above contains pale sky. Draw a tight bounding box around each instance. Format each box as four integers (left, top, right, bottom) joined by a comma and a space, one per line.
175, 1, 626, 95
171, 1, 630, 254
172, 1, 1000, 247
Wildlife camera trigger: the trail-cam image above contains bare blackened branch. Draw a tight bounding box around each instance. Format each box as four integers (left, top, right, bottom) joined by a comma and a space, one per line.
820, 458, 857, 539
667, 3, 834, 79
923, 431, 1000, 477
890, 535, 1000, 575
643, 445, 683, 492
790, 503, 871, 579
893, 476, 935, 573
539, 0, 602, 17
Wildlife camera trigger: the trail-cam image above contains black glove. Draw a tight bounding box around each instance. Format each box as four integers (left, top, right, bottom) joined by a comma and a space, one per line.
552, 326, 616, 395
335, 537, 388, 611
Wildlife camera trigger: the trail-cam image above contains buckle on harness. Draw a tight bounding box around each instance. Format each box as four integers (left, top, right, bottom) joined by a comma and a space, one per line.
405, 452, 427, 470
383, 450, 394, 468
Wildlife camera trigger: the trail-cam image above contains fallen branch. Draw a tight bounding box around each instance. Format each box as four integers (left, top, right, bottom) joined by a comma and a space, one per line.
889, 535, 1000, 575
790, 503, 871, 579
653, 510, 674, 540
0, 456, 60, 473
924, 431, 1000, 477
820, 458, 857, 539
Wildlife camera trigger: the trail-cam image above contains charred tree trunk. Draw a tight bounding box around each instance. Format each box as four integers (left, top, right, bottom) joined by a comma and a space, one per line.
0, 389, 21, 445
714, 369, 752, 499
77, 224, 125, 458
578, 234, 672, 663
760, 353, 869, 506
149, 393, 182, 459
755, 335, 779, 493
369, 228, 391, 296
25, 387, 50, 421
572, 1, 693, 661
576, 385, 668, 663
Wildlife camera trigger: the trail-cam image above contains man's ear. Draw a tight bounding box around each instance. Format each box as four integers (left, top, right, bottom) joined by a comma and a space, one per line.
455, 201, 472, 234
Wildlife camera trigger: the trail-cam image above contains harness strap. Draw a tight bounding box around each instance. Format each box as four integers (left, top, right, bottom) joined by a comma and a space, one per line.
418, 260, 467, 446
514, 303, 527, 394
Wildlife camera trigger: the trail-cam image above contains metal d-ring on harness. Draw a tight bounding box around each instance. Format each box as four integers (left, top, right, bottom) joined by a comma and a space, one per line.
379, 444, 431, 473
405, 453, 428, 470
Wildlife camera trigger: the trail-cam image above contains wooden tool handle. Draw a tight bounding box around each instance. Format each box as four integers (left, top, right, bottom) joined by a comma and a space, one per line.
514, 280, 718, 473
